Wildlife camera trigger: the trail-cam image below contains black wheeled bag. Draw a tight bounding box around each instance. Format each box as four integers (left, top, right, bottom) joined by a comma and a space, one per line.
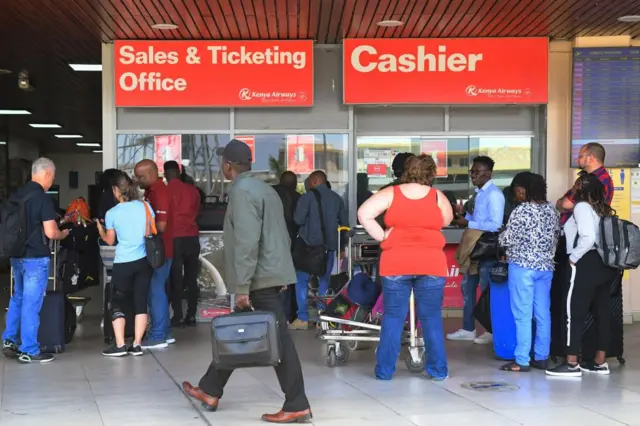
38, 292, 77, 353
211, 305, 281, 370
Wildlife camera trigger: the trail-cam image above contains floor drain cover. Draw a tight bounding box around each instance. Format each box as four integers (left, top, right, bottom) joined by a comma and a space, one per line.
461, 381, 520, 392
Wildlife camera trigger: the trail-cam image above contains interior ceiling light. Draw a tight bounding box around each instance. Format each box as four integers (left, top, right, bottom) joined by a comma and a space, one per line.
0, 69, 11, 75
76, 143, 101, 147
29, 123, 62, 128
0, 109, 31, 115
618, 15, 640, 22
69, 64, 102, 72
152, 23, 178, 30
377, 20, 404, 27
92, 150, 103, 154
54, 134, 83, 139
0, 141, 6, 145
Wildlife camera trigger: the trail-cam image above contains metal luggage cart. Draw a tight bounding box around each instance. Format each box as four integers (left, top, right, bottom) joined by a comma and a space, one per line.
317, 227, 426, 372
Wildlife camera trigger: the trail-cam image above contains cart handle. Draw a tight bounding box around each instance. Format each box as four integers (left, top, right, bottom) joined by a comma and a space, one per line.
337, 226, 351, 232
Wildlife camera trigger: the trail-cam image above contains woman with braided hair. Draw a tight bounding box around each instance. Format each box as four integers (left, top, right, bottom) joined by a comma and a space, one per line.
498, 172, 560, 372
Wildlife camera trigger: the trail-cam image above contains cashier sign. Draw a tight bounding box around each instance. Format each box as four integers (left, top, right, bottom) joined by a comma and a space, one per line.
114, 40, 314, 107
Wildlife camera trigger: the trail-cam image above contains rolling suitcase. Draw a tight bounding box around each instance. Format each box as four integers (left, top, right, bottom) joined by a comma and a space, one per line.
38, 292, 77, 353
489, 280, 516, 361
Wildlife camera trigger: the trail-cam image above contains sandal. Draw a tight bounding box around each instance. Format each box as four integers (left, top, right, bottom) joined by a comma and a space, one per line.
499, 362, 530, 372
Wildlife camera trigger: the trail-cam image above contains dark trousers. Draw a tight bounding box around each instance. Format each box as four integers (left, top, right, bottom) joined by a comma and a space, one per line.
280, 285, 297, 323
198, 287, 310, 412
565, 250, 618, 356
170, 236, 201, 319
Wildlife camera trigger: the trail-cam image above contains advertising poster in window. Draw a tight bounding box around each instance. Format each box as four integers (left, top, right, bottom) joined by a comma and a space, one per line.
286, 135, 315, 174
420, 140, 448, 177
366, 164, 388, 177
154, 135, 182, 174
234, 135, 256, 163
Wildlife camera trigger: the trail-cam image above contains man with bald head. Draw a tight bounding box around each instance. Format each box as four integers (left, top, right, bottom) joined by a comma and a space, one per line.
134, 159, 174, 348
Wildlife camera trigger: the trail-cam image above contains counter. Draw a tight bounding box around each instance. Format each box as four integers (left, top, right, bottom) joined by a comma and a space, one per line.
194, 227, 466, 322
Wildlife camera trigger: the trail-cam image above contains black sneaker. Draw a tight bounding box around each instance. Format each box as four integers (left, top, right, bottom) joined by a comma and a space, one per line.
531, 359, 548, 370
580, 361, 610, 375
171, 317, 185, 328
102, 344, 128, 357
127, 345, 144, 357
17, 352, 55, 364
184, 316, 197, 327
2, 340, 19, 359
546, 362, 582, 377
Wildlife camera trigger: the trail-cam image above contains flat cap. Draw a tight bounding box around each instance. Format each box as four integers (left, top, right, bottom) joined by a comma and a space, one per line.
222, 139, 252, 165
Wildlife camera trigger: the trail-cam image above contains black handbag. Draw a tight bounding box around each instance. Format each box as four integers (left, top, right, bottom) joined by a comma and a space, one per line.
143, 201, 165, 269
292, 189, 328, 276
470, 232, 501, 261
490, 261, 509, 284
211, 296, 281, 370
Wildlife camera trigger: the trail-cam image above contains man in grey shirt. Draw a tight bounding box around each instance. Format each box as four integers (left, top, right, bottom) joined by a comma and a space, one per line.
181, 140, 311, 423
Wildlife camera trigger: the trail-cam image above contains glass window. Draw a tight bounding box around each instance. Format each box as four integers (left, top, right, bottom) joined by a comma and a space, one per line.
116, 133, 349, 200
356, 135, 533, 203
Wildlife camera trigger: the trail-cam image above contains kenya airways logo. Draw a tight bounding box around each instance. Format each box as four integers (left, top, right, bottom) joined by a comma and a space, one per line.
238, 88, 304, 103
239, 88, 252, 100
465, 85, 478, 96
465, 85, 532, 98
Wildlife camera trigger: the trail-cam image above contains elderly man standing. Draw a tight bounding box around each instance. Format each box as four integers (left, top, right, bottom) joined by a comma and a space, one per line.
181, 140, 311, 423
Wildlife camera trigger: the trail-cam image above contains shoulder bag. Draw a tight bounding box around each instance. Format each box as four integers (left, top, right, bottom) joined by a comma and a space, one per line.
143, 201, 165, 269
292, 189, 328, 276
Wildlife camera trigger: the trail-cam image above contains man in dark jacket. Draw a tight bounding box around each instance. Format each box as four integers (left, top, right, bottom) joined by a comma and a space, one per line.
181, 140, 311, 424
272, 170, 301, 322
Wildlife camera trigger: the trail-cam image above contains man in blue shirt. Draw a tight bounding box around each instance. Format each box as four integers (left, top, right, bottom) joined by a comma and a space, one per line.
290, 170, 348, 330
448, 156, 505, 345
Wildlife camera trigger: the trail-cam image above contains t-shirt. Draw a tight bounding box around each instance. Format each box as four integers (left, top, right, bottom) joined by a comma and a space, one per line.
13, 181, 58, 258
105, 200, 152, 264
145, 179, 173, 258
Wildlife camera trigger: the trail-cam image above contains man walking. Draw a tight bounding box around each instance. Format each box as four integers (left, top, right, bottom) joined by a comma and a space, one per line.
164, 160, 202, 327
448, 156, 505, 345
2, 158, 69, 363
182, 140, 311, 423
134, 159, 174, 348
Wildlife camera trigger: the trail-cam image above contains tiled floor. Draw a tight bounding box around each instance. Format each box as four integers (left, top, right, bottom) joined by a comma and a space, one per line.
1, 316, 639, 426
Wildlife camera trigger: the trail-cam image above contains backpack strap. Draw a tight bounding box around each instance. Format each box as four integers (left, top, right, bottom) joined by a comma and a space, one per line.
310, 189, 327, 248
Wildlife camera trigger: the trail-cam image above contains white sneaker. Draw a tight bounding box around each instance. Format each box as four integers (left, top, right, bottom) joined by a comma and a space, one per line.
474, 332, 493, 345
446, 329, 476, 341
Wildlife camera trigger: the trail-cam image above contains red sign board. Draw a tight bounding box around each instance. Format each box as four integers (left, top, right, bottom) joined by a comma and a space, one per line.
343, 38, 548, 104
286, 135, 315, 174
234, 136, 256, 163
420, 140, 448, 177
367, 163, 388, 177
114, 40, 314, 107
154, 135, 182, 174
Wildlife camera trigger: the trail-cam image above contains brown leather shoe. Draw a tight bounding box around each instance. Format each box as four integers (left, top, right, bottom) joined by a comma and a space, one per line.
261, 409, 312, 423
182, 381, 219, 412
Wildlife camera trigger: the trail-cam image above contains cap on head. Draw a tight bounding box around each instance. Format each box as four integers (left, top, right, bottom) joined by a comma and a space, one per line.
223, 139, 253, 165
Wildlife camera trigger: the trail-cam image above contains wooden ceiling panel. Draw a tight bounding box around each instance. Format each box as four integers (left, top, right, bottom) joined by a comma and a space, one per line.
1, 0, 639, 153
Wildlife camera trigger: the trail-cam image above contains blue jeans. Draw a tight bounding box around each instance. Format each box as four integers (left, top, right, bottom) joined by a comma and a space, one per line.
295, 252, 335, 321
508, 263, 553, 366
3, 258, 50, 356
376, 275, 447, 380
462, 260, 495, 332
148, 259, 172, 341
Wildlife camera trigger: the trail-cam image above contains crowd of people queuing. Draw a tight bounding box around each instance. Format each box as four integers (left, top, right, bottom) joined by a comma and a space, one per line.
0, 138, 624, 420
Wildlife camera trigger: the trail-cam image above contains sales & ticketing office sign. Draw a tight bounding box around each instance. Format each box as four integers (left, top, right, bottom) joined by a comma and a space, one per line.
343, 38, 548, 104
114, 40, 314, 107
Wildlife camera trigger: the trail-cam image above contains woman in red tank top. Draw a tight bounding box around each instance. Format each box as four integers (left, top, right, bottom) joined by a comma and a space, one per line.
358, 155, 454, 381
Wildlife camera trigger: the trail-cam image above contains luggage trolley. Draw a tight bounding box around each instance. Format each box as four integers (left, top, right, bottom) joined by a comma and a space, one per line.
317, 227, 426, 372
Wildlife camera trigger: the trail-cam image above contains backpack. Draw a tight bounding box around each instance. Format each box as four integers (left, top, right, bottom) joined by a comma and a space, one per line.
0, 193, 38, 259
597, 215, 640, 270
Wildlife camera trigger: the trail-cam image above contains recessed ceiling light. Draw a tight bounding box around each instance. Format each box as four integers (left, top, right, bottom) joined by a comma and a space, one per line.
0, 141, 6, 145
0, 109, 31, 115
76, 143, 101, 147
92, 150, 103, 154
377, 20, 404, 27
54, 134, 83, 139
0, 69, 11, 75
618, 15, 640, 22
69, 64, 102, 72
29, 123, 62, 128
152, 23, 178, 30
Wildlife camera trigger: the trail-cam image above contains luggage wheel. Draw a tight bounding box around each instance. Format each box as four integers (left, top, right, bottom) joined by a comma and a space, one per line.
326, 344, 348, 367
405, 351, 426, 374
618, 356, 626, 365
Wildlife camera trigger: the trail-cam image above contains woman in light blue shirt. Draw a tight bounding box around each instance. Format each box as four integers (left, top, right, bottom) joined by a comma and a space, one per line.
96, 171, 152, 358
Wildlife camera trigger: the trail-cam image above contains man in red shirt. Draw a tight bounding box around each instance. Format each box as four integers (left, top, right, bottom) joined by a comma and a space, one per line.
134, 159, 174, 348
164, 161, 202, 327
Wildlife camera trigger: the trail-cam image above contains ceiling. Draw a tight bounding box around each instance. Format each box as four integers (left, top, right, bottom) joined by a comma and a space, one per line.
0, 0, 639, 154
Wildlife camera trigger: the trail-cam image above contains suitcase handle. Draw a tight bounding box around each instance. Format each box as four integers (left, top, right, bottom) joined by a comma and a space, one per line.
229, 293, 255, 313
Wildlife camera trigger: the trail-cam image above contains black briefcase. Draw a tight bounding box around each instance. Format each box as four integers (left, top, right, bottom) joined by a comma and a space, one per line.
211, 300, 281, 370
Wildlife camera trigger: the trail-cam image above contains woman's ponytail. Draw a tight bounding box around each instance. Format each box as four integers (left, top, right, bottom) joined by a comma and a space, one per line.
113, 170, 140, 202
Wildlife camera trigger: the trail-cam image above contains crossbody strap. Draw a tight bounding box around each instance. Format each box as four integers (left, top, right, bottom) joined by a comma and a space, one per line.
310, 189, 326, 247
143, 201, 158, 237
